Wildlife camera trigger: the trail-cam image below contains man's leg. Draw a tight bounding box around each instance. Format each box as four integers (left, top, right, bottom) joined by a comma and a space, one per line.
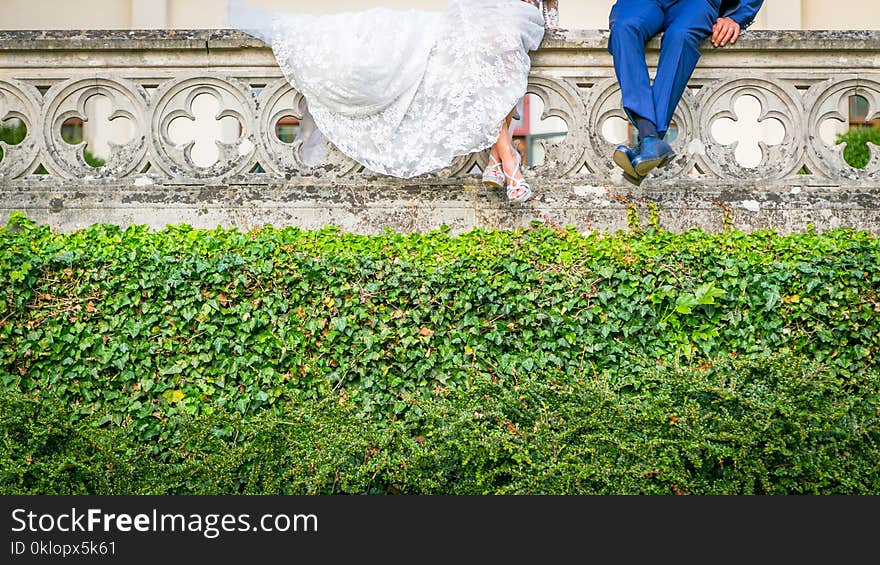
607, 0, 665, 184
651, 0, 719, 137
631, 0, 719, 177
608, 0, 665, 131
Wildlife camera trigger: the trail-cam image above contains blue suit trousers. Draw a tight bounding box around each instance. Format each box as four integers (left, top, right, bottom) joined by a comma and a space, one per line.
609, 0, 721, 137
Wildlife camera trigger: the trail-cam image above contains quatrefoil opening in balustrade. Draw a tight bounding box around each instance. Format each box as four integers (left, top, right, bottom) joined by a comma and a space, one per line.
40, 78, 147, 178
803, 79, 880, 179
711, 94, 785, 169
505, 76, 585, 177
60, 94, 135, 168
818, 94, 880, 171
167, 92, 251, 168
519, 92, 569, 167
585, 78, 696, 179
253, 80, 361, 176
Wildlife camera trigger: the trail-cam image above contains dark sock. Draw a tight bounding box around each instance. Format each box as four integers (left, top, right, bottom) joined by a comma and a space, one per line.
635, 116, 658, 141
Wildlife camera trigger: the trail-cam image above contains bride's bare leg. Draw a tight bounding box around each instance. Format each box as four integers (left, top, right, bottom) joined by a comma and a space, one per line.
493, 111, 528, 201
488, 112, 512, 173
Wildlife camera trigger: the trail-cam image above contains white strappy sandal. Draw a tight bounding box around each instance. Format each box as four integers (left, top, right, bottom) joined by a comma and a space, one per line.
504, 150, 533, 204
482, 152, 506, 188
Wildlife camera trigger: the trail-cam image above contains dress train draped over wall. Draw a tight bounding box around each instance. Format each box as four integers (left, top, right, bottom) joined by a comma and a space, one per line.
226, 0, 545, 178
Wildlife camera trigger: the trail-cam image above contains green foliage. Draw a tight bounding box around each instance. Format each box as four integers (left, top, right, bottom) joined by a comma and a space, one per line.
836, 125, 880, 169
1, 215, 879, 494
403, 355, 880, 495
3, 353, 878, 495
0, 389, 398, 495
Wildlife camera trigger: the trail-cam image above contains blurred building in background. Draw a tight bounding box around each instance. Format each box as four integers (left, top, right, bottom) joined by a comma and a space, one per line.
4, 0, 879, 31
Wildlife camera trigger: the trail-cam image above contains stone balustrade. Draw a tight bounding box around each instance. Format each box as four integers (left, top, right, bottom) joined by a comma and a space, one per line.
0, 28, 879, 234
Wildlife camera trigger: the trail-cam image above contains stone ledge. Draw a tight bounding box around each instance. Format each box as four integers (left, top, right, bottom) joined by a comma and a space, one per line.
4, 178, 879, 236
1, 29, 879, 53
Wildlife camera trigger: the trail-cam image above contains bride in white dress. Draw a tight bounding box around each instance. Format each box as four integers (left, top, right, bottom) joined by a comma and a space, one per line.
226, 0, 559, 203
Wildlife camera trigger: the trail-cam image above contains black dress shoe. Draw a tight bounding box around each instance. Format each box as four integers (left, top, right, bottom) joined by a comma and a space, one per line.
632, 136, 676, 177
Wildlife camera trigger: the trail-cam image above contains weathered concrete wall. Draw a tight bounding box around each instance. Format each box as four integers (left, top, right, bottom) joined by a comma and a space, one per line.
6, 177, 880, 236
0, 29, 879, 235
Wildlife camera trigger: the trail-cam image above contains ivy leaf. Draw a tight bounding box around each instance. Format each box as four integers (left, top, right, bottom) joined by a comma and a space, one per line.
163, 389, 185, 404
675, 294, 699, 315
763, 289, 781, 311
694, 282, 726, 305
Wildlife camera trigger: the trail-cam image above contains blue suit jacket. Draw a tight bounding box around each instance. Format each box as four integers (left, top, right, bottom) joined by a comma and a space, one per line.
720, 0, 765, 29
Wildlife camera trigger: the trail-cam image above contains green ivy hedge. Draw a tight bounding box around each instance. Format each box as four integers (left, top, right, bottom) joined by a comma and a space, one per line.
2, 213, 879, 494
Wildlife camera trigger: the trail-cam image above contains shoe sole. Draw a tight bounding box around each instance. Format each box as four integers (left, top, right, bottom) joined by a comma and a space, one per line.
508, 195, 534, 205
482, 178, 504, 189
507, 188, 534, 204
622, 172, 643, 187
612, 148, 639, 178
634, 152, 676, 177
658, 152, 675, 169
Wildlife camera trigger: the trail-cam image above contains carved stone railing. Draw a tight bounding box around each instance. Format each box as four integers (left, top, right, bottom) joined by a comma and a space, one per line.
1, 29, 879, 234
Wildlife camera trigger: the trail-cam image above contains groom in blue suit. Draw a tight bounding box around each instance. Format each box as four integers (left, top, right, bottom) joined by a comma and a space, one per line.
609, 0, 765, 185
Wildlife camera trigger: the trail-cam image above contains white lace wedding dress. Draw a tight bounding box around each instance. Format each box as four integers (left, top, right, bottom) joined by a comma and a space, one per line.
226, 0, 546, 178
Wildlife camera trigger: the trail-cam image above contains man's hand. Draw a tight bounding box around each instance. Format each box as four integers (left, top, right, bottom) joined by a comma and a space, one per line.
711, 17, 741, 47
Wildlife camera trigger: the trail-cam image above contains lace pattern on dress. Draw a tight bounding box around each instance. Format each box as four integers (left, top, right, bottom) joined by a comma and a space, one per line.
230, 0, 546, 178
